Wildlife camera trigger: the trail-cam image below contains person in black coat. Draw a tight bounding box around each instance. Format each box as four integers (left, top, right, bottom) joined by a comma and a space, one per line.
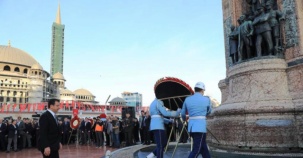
38, 99, 62, 158
84, 118, 92, 145
34, 120, 40, 148
143, 112, 151, 145
24, 119, 33, 148
62, 118, 71, 145
6, 119, 18, 153
0, 118, 7, 151
133, 118, 140, 143
79, 119, 85, 145
123, 112, 134, 146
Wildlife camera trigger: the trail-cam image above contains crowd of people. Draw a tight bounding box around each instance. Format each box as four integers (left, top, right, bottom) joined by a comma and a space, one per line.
0, 116, 40, 153
0, 80, 212, 158
0, 111, 190, 153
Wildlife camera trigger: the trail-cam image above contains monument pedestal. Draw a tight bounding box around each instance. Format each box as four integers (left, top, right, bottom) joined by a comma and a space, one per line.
208, 58, 302, 152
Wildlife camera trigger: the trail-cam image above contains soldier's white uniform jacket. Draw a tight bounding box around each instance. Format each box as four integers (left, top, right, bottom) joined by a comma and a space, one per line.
149, 99, 180, 131
181, 93, 212, 133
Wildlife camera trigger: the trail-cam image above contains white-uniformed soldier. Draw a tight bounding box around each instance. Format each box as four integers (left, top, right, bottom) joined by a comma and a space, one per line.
181, 82, 212, 158
146, 99, 181, 158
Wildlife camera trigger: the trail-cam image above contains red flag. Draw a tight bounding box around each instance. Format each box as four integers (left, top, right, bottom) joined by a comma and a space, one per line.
12, 104, 17, 112
72, 100, 75, 109
6, 104, 10, 113
1, 104, 5, 113
33, 103, 36, 112
77, 102, 81, 109
65, 101, 69, 108
82, 104, 86, 111
27, 104, 32, 112
60, 102, 64, 109
38, 103, 43, 111
101, 106, 104, 112
90, 105, 95, 111
20, 104, 26, 112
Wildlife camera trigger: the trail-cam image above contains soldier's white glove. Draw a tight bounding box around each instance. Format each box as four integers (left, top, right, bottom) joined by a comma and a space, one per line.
170, 118, 174, 123
177, 108, 181, 113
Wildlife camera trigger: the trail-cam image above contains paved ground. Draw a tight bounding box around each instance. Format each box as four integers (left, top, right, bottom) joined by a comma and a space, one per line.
133, 143, 303, 158
0, 144, 116, 158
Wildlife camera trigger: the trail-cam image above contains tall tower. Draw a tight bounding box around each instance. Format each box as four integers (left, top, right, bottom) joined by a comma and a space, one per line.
50, 3, 65, 77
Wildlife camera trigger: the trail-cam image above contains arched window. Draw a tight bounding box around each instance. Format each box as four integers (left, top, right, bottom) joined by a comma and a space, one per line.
35, 71, 37, 75
4, 65, 10, 71
23, 69, 28, 74
14, 67, 20, 72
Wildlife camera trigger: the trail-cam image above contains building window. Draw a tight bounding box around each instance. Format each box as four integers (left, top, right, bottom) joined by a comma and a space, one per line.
14, 67, 20, 72
23, 69, 28, 74
4, 65, 10, 71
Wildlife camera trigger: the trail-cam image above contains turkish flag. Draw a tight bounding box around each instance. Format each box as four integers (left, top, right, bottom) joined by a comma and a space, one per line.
90, 105, 95, 111
27, 104, 32, 112
60, 102, 64, 109
77, 102, 81, 109
6, 104, 10, 113
72, 100, 75, 109
12, 104, 17, 112
33, 103, 36, 112
1, 104, 5, 113
73, 109, 79, 117
65, 101, 69, 108
20, 104, 26, 112
38, 103, 44, 110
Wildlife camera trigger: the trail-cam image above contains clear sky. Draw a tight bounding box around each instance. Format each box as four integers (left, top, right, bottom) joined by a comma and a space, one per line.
0, 0, 226, 106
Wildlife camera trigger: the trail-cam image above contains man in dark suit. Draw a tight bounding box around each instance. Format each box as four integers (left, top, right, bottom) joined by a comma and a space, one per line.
6, 119, 18, 153
62, 118, 71, 145
123, 112, 134, 146
143, 112, 151, 145
38, 99, 62, 158
79, 119, 85, 145
0, 118, 7, 151
17, 117, 25, 150
84, 118, 92, 145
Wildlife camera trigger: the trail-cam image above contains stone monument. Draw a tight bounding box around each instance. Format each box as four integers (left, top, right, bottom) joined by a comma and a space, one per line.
208, 0, 303, 153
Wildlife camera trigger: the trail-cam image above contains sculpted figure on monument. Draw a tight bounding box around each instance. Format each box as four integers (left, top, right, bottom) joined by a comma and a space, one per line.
246, 0, 278, 16
265, 1, 284, 55
237, 14, 254, 61
246, 0, 262, 15
252, 6, 274, 57
262, 0, 278, 10
229, 25, 239, 64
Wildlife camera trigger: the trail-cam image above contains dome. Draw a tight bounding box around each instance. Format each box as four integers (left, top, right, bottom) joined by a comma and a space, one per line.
60, 88, 74, 95
0, 45, 39, 67
74, 88, 94, 96
109, 97, 127, 104
52, 72, 65, 80
31, 63, 43, 70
